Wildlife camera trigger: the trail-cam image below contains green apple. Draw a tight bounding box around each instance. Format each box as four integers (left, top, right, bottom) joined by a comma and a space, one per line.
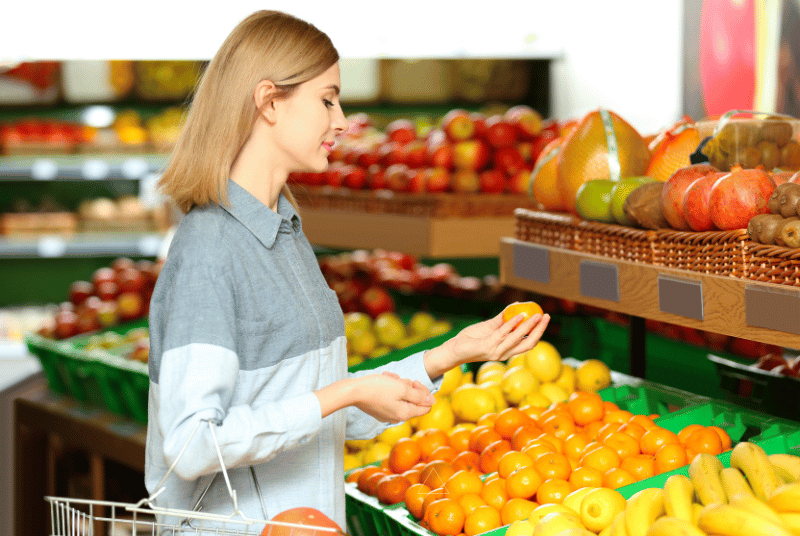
575, 179, 616, 223
373, 312, 406, 347
610, 176, 656, 226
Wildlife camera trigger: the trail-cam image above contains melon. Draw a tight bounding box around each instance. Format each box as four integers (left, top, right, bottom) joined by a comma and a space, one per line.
557, 109, 651, 214
530, 137, 567, 211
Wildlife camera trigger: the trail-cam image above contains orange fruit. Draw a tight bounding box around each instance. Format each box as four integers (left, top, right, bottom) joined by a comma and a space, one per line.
426, 498, 466, 536
653, 443, 688, 474
448, 428, 472, 453
457, 493, 487, 517
684, 428, 723, 456
603, 410, 634, 426
640, 428, 679, 456
495, 407, 534, 440
402, 468, 421, 485
420, 460, 457, 490
497, 450, 535, 479
603, 432, 641, 459
707, 426, 732, 451
480, 440, 513, 474
540, 413, 577, 440
628, 414, 659, 430
602, 401, 620, 414
569, 466, 603, 488
649, 414, 661, 421
421, 487, 449, 520
677, 424, 704, 446
358, 466, 388, 496
347, 467, 365, 484
452, 451, 481, 474
469, 426, 503, 454
535, 478, 574, 504
502, 301, 543, 323
522, 440, 556, 461
377, 474, 413, 505
480, 478, 509, 510
380, 458, 391, 470
501, 497, 539, 525
535, 433, 565, 454
512, 426, 542, 451
445, 470, 484, 500
583, 421, 605, 441
463, 505, 503, 536
476, 412, 498, 429
519, 404, 545, 419
567, 392, 605, 426
419, 429, 451, 461
563, 432, 591, 460
534, 452, 572, 481
580, 445, 621, 473
405, 483, 433, 519
536, 405, 571, 427
596, 422, 624, 444
603, 467, 636, 489
620, 454, 655, 481
431, 445, 458, 464
618, 422, 647, 442
505, 465, 543, 500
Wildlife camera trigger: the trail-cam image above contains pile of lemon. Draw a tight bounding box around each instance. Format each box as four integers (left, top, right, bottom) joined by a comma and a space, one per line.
344, 341, 612, 471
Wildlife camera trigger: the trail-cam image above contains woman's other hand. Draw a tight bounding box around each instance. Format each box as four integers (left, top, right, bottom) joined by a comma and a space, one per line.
352, 371, 435, 424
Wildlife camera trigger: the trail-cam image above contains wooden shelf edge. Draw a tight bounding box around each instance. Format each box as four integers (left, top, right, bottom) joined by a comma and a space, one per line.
499, 237, 800, 350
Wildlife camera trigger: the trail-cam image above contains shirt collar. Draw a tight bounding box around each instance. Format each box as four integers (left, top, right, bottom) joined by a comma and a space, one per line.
221, 180, 301, 249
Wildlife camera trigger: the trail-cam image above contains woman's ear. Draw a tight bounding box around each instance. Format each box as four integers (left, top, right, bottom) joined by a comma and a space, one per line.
254, 79, 279, 123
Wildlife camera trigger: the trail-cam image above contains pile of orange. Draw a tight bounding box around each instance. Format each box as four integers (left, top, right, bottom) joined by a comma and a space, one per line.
346, 393, 733, 536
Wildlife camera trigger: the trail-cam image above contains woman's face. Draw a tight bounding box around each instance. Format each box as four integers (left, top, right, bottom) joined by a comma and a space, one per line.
273, 62, 349, 173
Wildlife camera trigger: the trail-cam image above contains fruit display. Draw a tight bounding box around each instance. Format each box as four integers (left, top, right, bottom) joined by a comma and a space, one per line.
82, 325, 150, 363
289, 105, 568, 195
698, 115, 800, 172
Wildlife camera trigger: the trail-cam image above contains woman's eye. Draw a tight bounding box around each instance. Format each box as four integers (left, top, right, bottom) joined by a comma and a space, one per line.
323, 99, 334, 108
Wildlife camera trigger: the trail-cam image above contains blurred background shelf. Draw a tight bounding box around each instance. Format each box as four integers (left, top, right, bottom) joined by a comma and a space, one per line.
0, 155, 166, 181
0, 232, 167, 259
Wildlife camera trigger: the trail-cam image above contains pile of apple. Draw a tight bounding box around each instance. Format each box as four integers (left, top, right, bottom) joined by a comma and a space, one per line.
288, 106, 567, 195
83, 325, 150, 363
37, 257, 162, 340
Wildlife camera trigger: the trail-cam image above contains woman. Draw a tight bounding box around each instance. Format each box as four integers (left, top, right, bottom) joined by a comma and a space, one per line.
145, 9, 550, 531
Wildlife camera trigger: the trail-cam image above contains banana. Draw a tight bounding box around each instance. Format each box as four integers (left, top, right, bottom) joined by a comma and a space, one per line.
729, 442, 783, 502
609, 511, 629, 536
720, 467, 754, 500
599, 524, 614, 536
697, 503, 793, 536
768, 482, 800, 513
663, 475, 695, 523
645, 516, 707, 536
689, 454, 727, 506
691, 503, 704, 527
771, 454, 800, 483
728, 495, 785, 525
779, 512, 800, 536
625, 488, 665, 536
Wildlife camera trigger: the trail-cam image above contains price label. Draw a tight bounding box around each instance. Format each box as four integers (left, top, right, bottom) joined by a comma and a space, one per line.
121, 158, 149, 179
31, 159, 58, 180
580, 260, 619, 302
37, 236, 67, 258
82, 159, 110, 180
512, 241, 550, 284
745, 284, 800, 335
658, 274, 704, 320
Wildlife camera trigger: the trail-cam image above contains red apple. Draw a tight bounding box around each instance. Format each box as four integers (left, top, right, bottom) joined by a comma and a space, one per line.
428, 140, 453, 170
69, 280, 94, 306
424, 167, 451, 193
323, 162, 345, 187
529, 131, 558, 162
356, 148, 381, 169
517, 141, 534, 163
471, 113, 487, 140
54, 309, 79, 339
366, 164, 388, 190
484, 115, 519, 148
453, 139, 489, 170
451, 169, 480, 193
378, 142, 405, 167
117, 267, 146, 295
709, 167, 775, 230
661, 164, 719, 230
92, 267, 116, 288
682, 171, 726, 231
493, 146, 526, 175
505, 105, 543, 140
341, 165, 368, 190
479, 169, 506, 194
346, 112, 372, 129
402, 140, 429, 169
117, 291, 144, 321
441, 109, 475, 142
111, 257, 135, 274
508, 169, 532, 195
95, 280, 119, 301
385, 119, 416, 145
359, 286, 395, 318
385, 163, 412, 192
407, 169, 428, 193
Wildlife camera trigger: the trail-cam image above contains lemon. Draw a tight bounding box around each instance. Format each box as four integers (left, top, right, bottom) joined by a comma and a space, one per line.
533, 512, 585, 536
506, 519, 537, 536
523, 391, 553, 408
501, 366, 540, 405
460, 371, 475, 385
477, 361, 506, 383
530, 504, 581, 524
417, 398, 455, 431
562, 487, 597, 516
580, 488, 626, 533
479, 381, 509, 412
362, 441, 392, 464
539, 382, 569, 404
555, 364, 577, 394
344, 453, 363, 472
369, 346, 392, 359
345, 438, 373, 451
374, 312, 406, 347
427, 320, 452, 337
377, 421, 412, 445
576, 359, 612, 393
347, 355, 364, 368
523, 341, 563, 382
451, 384, 497, 423
478, 370, 504, 386
344, 312, 372, 339
438, 366, 463, 397
506, 353, 528, 370
408, 311, 436, 335
349, 327, 378, 356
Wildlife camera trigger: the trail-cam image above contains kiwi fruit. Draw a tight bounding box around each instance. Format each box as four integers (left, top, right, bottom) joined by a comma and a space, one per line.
775, 216, 799, 246
769, 182, 797, 214
780, 218, 800, 248
758, 140, 781, 171
748, 214, 786, 244
759, 117, 794, 147
779, 183, 800, 217
739, 146, 762, 168
623, 181, 669, 230
781, 140, 800, 169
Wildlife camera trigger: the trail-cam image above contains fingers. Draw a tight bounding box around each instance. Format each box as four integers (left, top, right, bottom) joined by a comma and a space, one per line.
493, 313, 548, 360
402, 379, 435, 407
503, 314, 552, 358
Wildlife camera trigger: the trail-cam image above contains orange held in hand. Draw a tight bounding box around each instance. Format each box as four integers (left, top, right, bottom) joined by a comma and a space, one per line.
502, 301, 544, 323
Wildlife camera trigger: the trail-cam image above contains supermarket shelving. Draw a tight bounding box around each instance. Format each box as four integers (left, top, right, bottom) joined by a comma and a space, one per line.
0, 232, 167, 259
0, 154, 166, 181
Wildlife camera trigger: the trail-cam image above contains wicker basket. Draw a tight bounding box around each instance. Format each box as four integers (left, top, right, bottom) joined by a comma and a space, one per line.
654, 229, 751, 277
575, 220, 657, 264
514, 208, 580, 250
746, 244, 800, 286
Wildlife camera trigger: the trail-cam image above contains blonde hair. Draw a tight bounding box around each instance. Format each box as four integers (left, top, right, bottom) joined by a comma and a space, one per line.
159, 10, 339, 213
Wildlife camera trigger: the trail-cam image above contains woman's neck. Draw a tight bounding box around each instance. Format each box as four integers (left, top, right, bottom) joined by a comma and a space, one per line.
230, 132, 287, 212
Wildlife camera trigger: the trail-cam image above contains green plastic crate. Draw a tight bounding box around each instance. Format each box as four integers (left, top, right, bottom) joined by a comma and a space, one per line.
598, 382, 709, 417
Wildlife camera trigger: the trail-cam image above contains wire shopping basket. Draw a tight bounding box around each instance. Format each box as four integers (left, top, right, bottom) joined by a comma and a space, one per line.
46, 419, 347, 536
